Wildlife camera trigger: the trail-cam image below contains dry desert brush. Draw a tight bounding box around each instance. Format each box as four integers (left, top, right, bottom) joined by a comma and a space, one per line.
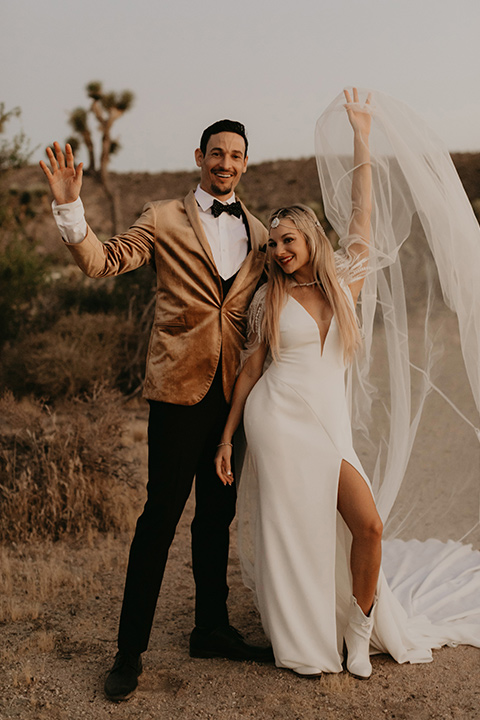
0, 389, 140, 543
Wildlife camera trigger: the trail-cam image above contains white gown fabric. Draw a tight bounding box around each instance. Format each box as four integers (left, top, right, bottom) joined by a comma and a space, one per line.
237, 89, 480, 674
238, 280, 480, 674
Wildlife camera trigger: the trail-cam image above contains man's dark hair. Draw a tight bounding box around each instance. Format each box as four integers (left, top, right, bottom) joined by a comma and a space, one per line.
199, 119, 248, 156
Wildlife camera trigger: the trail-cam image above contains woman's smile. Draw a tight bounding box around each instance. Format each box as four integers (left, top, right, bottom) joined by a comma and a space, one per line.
268, 219, 312, 280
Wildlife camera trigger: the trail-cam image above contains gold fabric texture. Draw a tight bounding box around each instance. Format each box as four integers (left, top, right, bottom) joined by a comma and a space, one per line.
66, 190, 267, 405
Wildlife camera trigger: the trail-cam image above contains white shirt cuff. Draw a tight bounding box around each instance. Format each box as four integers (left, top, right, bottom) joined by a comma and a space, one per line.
52, 197, 88, 244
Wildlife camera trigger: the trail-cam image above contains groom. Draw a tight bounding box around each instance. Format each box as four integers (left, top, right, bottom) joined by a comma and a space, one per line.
40, 119, 269, 702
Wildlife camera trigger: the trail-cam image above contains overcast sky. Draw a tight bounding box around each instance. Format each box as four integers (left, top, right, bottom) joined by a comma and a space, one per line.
2, 0, 479, 173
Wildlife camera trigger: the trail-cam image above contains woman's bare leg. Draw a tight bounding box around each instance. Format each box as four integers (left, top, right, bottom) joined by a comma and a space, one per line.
337, 460, 383, 614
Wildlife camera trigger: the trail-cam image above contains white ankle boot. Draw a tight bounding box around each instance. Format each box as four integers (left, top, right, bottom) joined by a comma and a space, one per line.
344, 595, 376, 679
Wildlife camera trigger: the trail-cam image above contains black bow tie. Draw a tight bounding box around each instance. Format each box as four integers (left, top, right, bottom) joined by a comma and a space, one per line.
211, 199, 243, 219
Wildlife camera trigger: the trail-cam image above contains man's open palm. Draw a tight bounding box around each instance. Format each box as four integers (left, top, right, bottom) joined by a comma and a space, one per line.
39, 141, 83, 205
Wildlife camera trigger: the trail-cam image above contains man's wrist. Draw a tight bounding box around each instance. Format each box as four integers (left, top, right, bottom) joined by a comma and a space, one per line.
53, 197, 83, 211
52, 197, 87, 244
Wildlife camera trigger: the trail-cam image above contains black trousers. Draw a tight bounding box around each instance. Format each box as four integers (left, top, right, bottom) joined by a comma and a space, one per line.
117, 366, 236, 655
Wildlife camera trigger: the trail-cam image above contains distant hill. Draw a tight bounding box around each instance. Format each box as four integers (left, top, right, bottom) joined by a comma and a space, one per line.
2, 153, 480, 259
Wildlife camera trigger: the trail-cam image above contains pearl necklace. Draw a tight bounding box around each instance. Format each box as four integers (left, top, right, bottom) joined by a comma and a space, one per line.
294, 280, 317, 287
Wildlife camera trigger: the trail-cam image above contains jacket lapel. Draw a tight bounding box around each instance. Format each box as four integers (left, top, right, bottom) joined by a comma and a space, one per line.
241, 202, 267, 252
183, 190, 218, 272
226, 251, 265, 302
224, 202, 266, 301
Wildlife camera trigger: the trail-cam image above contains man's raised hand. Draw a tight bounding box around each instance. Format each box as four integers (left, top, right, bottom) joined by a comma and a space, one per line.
39, 142, 83, 205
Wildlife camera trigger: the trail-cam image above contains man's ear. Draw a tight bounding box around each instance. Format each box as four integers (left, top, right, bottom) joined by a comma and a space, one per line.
194, 148, 203, 168
242, 156, 249, 174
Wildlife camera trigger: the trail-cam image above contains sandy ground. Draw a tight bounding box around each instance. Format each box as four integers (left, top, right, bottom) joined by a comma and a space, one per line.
1, 406, 480, 720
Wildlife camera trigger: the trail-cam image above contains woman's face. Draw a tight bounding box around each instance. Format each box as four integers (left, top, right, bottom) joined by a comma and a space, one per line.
268, 219, 311, 276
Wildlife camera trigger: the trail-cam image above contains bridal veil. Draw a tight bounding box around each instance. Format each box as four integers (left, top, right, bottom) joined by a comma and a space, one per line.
315, 89, 480, 543
314, 89, 480, 632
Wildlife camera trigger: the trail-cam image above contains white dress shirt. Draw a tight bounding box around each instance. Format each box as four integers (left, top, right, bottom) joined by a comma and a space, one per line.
193, 185, 248, 280
51, 184, 249, 280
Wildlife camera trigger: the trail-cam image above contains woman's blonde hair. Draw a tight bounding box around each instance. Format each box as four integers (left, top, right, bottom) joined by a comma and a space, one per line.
262, 204, 361, 364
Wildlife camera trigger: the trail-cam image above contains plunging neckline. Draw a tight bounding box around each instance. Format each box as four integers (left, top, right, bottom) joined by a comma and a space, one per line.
289, 295, 334, 357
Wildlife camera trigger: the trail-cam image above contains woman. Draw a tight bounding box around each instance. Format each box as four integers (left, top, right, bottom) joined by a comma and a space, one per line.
216, 89, 480, 678
216, 88, 480, 678
215, 89, 383, 678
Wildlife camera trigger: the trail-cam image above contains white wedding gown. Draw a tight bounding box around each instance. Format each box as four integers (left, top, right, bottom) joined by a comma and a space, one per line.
238, 281, 480, 675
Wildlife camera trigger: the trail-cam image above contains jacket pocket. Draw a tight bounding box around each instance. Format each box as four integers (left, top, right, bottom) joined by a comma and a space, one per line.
153, 320, 187, 339
154, 312, 187, 329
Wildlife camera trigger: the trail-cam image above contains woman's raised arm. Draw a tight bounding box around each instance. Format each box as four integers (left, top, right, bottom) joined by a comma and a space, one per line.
343, 88, 372, 304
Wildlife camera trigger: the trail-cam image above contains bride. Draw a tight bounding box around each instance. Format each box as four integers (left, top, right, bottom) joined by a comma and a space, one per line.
215, 88, 480, 678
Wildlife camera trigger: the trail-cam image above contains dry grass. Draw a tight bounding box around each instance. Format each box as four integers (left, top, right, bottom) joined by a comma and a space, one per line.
2, 311, 143, 399
0, 394, 146, 715
0, 389, 141, 543
0, 534, 127, 717
0, 533, 127, 624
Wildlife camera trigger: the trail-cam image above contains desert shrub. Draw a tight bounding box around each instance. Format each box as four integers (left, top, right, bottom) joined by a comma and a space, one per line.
0, 262, 155, 398
0, 103, 34, 172
1, 311, 144, 399
0, 237, 48, 345
50, 265, 155, 318
0, 389, 140, 542
47, 268, 155, 393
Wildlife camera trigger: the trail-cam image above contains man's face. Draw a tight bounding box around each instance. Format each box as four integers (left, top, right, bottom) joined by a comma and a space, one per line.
195, 132, 248, 199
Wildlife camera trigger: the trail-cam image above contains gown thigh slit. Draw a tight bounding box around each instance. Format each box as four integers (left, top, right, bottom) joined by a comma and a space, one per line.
336, 459, 382, 541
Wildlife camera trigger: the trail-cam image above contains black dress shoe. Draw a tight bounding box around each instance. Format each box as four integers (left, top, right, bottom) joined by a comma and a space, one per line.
104, 651, 143, 701
189, 625, 274, 663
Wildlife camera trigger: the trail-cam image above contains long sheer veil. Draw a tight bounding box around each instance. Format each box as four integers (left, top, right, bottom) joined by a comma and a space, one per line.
238, 89, 480, 637
315, 89, 480, 549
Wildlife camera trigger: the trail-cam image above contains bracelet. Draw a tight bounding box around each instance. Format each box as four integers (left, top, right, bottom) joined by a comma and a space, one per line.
217, 442, 233, 448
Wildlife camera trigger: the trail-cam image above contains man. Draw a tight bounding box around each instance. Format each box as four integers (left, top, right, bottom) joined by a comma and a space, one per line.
40, 119, 270, 702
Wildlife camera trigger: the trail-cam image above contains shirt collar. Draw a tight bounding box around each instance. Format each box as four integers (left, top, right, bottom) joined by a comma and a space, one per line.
195, 184, 237, 212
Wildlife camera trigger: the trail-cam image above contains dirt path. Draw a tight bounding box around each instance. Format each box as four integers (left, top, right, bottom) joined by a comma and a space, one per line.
1, 410, 480, 720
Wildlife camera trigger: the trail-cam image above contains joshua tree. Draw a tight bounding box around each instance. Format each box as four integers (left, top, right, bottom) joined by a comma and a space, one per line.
0, 103, 33, 172
67, 107, 95, 173
67, 81, 134, 233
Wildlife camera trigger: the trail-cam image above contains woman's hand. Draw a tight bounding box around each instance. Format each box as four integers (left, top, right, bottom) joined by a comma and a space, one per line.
215, 443, 234, 486
39, 141, 83, 205
344, 87, 372, 138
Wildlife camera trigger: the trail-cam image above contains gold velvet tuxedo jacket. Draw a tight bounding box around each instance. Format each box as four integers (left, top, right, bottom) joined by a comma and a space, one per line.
65, 190, 267, 405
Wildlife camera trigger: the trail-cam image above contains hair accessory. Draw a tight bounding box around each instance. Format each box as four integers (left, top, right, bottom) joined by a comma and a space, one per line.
270, 215, 323, 231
